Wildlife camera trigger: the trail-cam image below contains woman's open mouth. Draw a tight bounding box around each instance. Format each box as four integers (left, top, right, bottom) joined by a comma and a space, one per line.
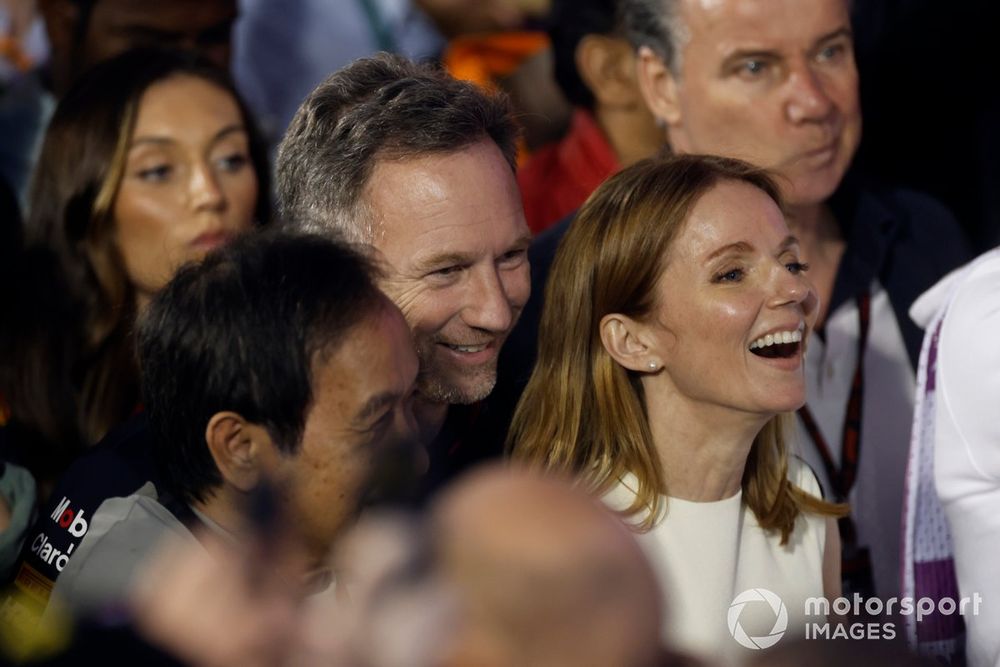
749, 329, 803, 359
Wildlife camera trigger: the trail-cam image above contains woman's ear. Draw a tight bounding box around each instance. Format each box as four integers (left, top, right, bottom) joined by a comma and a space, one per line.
600, 313, 662, 373
204, 412, 272, 492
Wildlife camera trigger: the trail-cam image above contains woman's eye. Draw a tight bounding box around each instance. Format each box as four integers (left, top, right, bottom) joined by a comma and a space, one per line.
217, 153, 249, 172
786, 261, 810, 275
714, 268, 744, 283
137, 164, 172, 182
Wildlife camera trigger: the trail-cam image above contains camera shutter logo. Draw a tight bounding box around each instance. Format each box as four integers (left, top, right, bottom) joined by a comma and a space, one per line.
727, 588, 788, 649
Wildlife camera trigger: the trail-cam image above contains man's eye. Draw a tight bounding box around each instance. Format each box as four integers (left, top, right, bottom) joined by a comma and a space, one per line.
817, 43, 847, 62
432, 265, 462, 277
738, 60, 768, 78
499, 249, 526, 265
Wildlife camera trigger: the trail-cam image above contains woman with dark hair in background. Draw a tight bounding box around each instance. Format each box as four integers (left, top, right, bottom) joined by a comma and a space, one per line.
0, 47, 269, 507
510, 155, 846, 661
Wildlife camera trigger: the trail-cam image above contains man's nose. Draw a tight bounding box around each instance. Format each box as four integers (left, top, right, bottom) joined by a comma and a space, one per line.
785, 63, 835, 124
463, 266, 514, 333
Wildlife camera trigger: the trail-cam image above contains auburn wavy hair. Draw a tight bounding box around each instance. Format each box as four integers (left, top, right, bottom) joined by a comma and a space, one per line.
508, 154, 846, 542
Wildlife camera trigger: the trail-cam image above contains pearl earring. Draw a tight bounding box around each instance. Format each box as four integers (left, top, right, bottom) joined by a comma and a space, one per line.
648, 361, 658, 370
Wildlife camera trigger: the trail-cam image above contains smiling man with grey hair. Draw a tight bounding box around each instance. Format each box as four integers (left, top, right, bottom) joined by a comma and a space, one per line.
276, 54, 532, 493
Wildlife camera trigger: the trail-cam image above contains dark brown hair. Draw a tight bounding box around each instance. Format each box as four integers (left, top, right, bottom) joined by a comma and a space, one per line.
3, 48, 268, 481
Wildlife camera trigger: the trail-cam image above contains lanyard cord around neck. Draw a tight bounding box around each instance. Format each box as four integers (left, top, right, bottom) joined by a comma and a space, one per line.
798, 290, 872, 501
798, 291, 875, 595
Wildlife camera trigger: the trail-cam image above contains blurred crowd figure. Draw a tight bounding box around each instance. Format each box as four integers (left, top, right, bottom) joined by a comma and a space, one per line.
331, 466, 672, 667
0, 0, 996, 666
16, 466, 678, 666
0, 0, 239, 201
516, 0, 660, 233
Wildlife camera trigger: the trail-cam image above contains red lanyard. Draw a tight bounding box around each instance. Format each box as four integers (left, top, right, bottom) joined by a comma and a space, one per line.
797, 291, 872, 501
799, 292, 875, 595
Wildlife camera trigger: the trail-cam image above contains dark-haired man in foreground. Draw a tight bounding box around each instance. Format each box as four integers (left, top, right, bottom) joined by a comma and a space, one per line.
48, 231, 419, 613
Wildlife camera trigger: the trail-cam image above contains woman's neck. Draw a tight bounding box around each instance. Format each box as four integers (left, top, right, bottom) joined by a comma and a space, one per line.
643, 385, 768, 502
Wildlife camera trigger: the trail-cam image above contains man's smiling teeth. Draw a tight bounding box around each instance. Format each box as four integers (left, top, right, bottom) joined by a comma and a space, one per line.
748, 329, 803, 350
446, 344, 488, 353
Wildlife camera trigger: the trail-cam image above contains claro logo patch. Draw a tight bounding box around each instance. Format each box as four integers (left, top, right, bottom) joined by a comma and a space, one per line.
50, 496, 89, 537
28, 496, 90, 572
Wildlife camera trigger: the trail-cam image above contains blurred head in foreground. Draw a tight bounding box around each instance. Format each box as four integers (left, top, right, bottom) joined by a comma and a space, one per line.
329, 465, 667, 667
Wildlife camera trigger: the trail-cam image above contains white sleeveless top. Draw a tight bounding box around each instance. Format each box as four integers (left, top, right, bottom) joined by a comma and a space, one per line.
603, 460, 827, 663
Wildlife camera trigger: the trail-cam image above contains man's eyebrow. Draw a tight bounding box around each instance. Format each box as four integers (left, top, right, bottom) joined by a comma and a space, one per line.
706, 241, 754, 262
720, 27, 853, 69
814, 27, 853, 46
508, 234, 533, 252
353, 391, 400, 426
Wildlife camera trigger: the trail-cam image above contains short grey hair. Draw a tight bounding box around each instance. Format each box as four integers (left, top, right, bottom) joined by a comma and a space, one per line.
275, 53, 520, 243
619, 0, 689, 73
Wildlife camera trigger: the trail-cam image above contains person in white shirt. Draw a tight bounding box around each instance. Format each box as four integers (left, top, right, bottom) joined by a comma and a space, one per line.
907, 248, 1000, 666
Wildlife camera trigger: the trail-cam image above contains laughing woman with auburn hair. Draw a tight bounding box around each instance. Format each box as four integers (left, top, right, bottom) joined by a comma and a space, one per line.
509, 154, 846, 659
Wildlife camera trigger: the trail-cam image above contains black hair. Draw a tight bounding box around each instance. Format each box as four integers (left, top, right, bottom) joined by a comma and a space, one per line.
548, 0, 621, 109
137, 230, 384, 506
